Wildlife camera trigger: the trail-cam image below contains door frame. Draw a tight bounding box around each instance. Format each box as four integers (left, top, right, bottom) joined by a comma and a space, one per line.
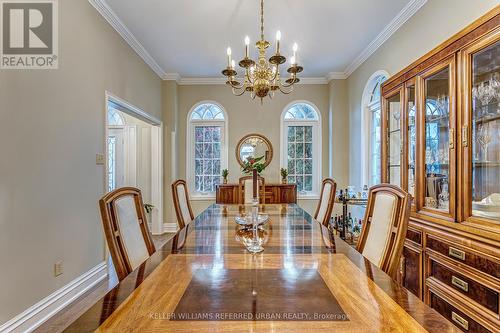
104, 91, 164, 235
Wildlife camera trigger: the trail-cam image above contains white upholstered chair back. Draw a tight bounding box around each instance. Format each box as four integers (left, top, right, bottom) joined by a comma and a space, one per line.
115, 196, 150, 270
314, 179, 337, 226
356, 184, 410, 278
99, 187, 156, 281
238, 176, 265, 204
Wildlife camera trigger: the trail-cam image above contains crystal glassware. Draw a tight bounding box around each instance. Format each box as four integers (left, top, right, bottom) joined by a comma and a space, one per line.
245, 198, 264, 253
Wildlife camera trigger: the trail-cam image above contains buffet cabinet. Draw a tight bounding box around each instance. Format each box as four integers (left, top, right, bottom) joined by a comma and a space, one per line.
381, 7, 500, 332
215, 183, 297, 204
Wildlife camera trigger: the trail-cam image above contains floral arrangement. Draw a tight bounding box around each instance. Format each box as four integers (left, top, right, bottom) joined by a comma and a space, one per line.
280, 168, 288, 183
242, 155, 265, 174
221, 169, 229, 183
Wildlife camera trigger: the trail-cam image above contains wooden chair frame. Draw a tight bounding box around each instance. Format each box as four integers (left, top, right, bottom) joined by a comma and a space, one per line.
172, 179, 195, 229
314, 178, 337, 226
356, 184, 410, 278
99, 187, 156, 281
238, 175, 266, 204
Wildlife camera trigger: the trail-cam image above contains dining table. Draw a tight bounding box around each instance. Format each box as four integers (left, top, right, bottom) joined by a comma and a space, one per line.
64, 204, 459, 332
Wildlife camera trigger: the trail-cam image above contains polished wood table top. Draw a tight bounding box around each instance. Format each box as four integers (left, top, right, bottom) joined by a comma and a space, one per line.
64, 204, 458, 332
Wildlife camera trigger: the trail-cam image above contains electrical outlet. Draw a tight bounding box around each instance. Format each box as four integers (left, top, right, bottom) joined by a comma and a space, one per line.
96, 154, 105, 165
54, 261, 63, 277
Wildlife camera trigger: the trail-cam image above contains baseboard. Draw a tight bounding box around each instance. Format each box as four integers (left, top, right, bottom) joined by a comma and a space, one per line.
0, 262, 108, 333
163, 222, 178, 233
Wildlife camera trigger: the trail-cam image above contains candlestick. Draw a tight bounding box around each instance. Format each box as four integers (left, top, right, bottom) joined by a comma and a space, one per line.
252, 169, 258, 199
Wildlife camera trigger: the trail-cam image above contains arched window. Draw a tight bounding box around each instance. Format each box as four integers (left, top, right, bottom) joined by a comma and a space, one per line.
425, 99, 444, 174
187, 102, 228, 197
281, 101, 321, 197
362, 71, 389, 186
108, 108, 125, 126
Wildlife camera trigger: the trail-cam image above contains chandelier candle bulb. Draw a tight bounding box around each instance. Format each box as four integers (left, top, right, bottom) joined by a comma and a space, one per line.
245, 36, 250, 58
231, 60, 235, 69
293, 43, 298, 60
276, 30, 281, 54
227, 47, 232, 67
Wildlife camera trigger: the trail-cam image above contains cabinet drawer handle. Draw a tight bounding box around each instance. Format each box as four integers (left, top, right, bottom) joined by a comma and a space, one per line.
451, 311, 469, 331
449, 247, 466, 261
451, 276, 469, 292
449, 128, 455, 149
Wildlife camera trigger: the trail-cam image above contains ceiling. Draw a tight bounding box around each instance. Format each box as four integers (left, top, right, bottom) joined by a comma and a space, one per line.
98, 0, 426, 80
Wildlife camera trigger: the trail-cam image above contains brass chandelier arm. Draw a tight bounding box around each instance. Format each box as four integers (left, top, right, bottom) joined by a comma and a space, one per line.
245, 68, 255, 85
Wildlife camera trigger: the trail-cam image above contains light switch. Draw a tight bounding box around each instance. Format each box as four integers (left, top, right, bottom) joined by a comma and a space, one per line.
96, 154, 105, 165
54, 261, 63, 277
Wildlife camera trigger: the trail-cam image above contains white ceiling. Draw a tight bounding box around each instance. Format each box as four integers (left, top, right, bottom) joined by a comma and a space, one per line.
97, 0, 426, 80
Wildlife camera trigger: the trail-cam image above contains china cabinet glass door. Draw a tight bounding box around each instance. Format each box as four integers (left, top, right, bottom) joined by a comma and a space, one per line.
419, 59, 456, 218
385, 90, 403, 186
462, 33, 500, 223
406, 83, 417, 201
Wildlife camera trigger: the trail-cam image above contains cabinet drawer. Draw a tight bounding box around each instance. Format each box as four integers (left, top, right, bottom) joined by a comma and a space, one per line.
426, 235, 500, 279
402, 245, 422, 298
406, 228, 422, 245
430, 292, 492, 333
430, 259, 499, 313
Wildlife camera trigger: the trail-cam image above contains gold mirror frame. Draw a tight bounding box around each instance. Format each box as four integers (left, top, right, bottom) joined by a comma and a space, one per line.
236, 133, 273, 168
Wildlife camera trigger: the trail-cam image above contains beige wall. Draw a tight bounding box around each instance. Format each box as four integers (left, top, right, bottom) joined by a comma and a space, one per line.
347, 0, 499, 188
0, 0, 161, 324
167, 84, 338, 216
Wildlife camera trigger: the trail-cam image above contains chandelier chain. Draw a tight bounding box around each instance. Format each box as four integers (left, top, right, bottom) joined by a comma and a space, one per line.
260, 0, 264, 41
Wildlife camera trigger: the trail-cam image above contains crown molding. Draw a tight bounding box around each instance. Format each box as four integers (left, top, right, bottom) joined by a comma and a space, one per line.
327, 72, 348, 80
343, 0, 427, 77
88, 0, 166, 78
163, 73, 181, 82
91, 0, 426, 83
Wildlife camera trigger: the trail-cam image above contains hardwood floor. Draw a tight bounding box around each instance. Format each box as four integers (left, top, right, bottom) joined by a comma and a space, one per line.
32, 233, 175, 333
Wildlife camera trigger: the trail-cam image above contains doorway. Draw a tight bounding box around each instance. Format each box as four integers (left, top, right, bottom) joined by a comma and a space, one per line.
105, 92, 163, 234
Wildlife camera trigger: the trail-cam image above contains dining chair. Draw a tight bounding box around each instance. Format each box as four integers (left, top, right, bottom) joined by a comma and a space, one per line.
171, 180, 195, 253
99, 187, 156, 281
314, 178, 337, 226
238, 175, 266, 204
356, 184, 410, 278
171, 179, 195, 229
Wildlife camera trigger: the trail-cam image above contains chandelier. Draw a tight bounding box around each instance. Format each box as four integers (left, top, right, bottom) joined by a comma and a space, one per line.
221, 0, 303, 103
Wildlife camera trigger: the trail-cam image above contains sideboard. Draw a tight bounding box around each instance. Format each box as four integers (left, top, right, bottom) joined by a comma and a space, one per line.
216, 183, 297, 204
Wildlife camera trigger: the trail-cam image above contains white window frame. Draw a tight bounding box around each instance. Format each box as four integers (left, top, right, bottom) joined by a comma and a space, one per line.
368, 100, 381, 186
186, 101, 228, 200
361, 70, 389, 186
280, 100, 322, 200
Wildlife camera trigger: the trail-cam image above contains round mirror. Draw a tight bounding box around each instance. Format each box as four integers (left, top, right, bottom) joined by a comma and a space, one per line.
236, 134, 273, 168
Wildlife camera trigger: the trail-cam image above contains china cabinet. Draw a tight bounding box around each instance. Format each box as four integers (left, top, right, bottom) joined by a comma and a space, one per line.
381, 6, 500, 332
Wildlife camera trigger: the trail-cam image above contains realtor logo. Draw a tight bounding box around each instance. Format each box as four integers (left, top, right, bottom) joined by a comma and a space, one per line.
1, 0, 58, 69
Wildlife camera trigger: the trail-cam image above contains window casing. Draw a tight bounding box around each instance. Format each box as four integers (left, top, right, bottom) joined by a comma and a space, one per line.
281, 102, 321, 198
187, 102, 227, 199
363, 73, 388, 186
